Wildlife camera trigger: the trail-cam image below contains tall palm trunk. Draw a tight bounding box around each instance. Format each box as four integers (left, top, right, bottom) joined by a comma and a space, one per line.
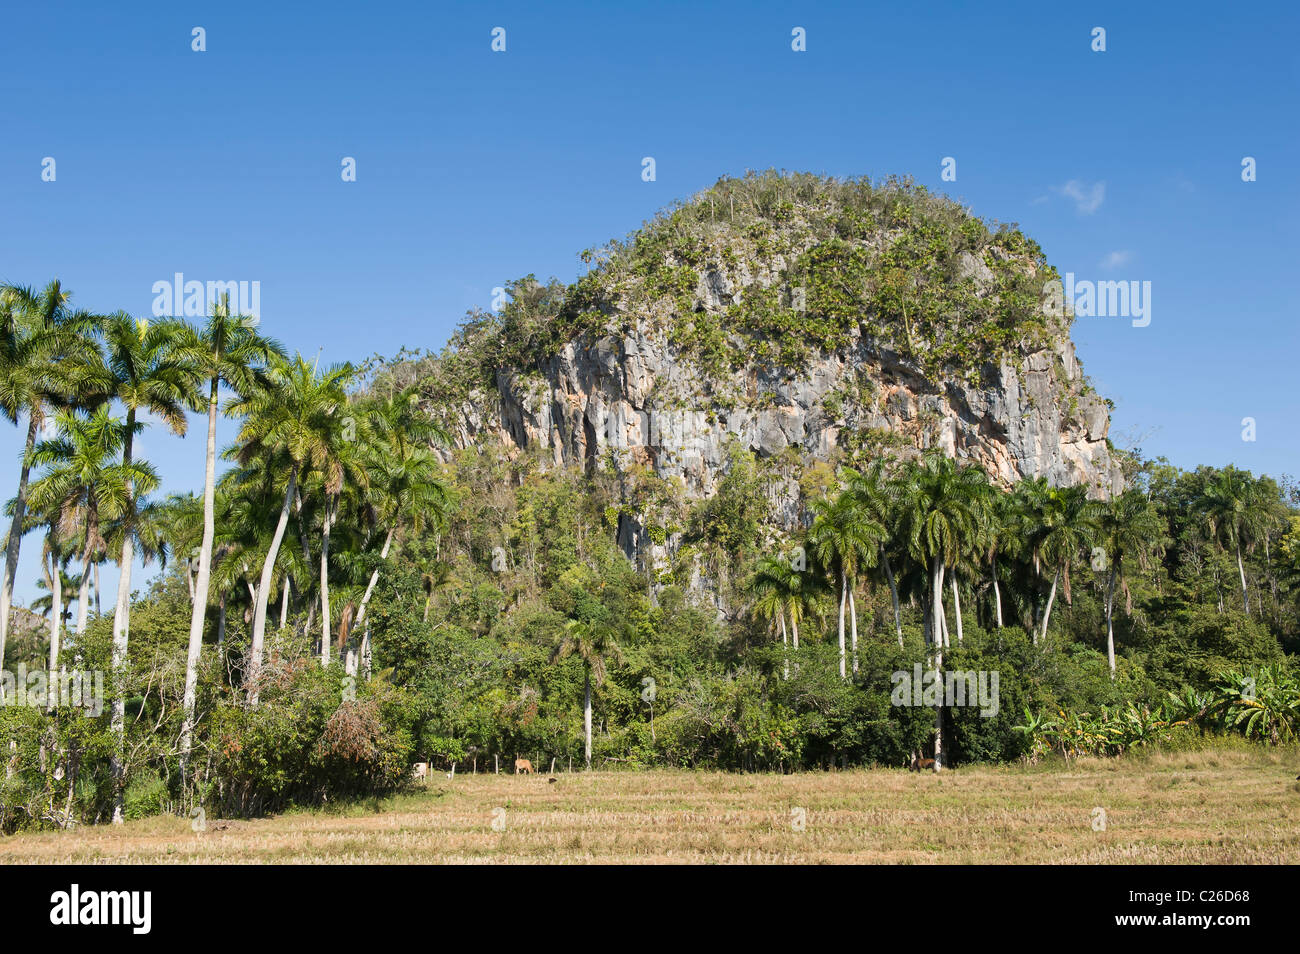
931, 561, 944, 650
354, 527, 395, 634
109, 416, 137, 825
848, 585, 859, 675
1235, 543, 1250, 615
930, 559, 945, 771
836, 570, 847, 679
75, 540, 93, 637
883, 551, 902, 647
360, 624, 371, 679
217, 593, 226, 648
319, 495, 335, 665
1105, 565, 1117, 677
779, 609, 789, 680
0, 414, 40, 688
951, 572, 963, 643
936, 564, 949, 647
991, 550, 1004, 628
48, 556, 62, 672
279, 575, 290, 629
583, 671, 593, 769
181, 377, 219, 769
249, 466, 298, 703
1039, 567, 1060, 643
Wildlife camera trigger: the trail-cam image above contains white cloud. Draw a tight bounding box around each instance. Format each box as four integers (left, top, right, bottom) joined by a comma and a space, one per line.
1053, 179, 1106, 215
1099, 250, 1131, 269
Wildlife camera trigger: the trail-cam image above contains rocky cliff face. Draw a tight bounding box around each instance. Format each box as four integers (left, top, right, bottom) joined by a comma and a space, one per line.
438, 173, 1123, 565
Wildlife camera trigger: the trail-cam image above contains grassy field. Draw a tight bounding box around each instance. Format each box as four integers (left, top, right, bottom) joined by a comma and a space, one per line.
3, 746, 1297, 864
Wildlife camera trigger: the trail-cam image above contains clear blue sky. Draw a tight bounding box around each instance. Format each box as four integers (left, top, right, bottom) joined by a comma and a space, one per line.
1, 0, 1296, 604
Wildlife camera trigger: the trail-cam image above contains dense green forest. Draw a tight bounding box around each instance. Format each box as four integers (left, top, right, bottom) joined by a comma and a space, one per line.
1, 179, 1298, 831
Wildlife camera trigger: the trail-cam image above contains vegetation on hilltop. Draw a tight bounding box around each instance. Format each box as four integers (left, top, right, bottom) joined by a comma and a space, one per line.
374, 171, 1066, 416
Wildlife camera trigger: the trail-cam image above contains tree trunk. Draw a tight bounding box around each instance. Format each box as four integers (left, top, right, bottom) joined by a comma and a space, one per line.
49, 555, 62, 672
883, 551, 902, 647
1236, 543, 1250, 616
951, 571, 963, 643
249, 466, 298, 703
931, 561, 943, 650
353, 527, 395, 634
848, 585, 859, 675
1105, 566, 1117, 677
583, 671, 593, 769
931, 560, 945, 771
0, 415, 40, 687
1039, 567, 1060, 643
279, 574, 290, 630
75, 548, 92, 637
319, 495, 335, 664
936, 564, 948, 648
992, 555, 1004, 629
779, 609, 789, 680
836, 571, 847, 679
181, 377, 219, 769
110, 416, 137, 826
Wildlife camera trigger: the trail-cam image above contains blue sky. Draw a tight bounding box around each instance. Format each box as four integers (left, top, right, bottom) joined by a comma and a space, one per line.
1, 0, 1296, 603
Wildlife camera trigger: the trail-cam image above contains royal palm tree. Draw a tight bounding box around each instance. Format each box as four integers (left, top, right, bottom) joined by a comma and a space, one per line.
896, 454, 986, 771
12, 494, 76, 673
1035, 484, 1101, 643
172, 299, 281, 756
227, 354, 352, 699
36, 567, 79, 648
844, 460, 904, 646
945, 468, 994, 644
1198, 467, 1267, 616
898, 455, 984, 650
809, 490, 883, 678
101, 312, 192, 714
747, 554, 797, 678
982, 487, 1018, 629
157, 491, 204, 601
0, 282, 109, 677
27, 406, 157, 823
1097, 489, 1165, 676
551, 617, 622, 769
350, 383, 450, 639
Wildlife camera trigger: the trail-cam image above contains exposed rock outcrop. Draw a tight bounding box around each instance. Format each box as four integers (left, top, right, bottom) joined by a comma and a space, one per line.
435, 173, 1124, 569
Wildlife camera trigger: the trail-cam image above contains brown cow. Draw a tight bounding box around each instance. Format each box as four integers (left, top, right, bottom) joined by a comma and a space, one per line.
909, 753, 937, 772
514, 758, 533, 775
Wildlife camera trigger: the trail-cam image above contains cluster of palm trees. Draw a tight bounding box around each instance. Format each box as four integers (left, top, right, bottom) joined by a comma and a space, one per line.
748, 456, 1172, 683
0, 281, 448, 821
749, 454, 1285, 696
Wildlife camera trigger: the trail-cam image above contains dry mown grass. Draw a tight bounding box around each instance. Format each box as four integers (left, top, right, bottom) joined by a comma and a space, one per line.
3, 747, 1297, 864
